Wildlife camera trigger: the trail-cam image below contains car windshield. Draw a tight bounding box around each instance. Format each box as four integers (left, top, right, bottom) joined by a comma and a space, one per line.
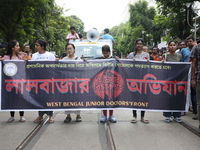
75, 45, 102, 59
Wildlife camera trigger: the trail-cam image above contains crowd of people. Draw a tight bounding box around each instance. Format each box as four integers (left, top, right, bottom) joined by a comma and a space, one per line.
126, 36, 199, 128
0, 26, 199, 130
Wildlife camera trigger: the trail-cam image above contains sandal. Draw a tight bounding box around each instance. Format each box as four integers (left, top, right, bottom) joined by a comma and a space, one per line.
173, 117, 182, 123
164, 117, 171, 123
131, 117, 137, 123
7, 118, 15, 123
181, 112, 186, 116
140, 118, 149, 124
19, 117, 26, 122
34, 116, 43, 123
49, 117, 54, 123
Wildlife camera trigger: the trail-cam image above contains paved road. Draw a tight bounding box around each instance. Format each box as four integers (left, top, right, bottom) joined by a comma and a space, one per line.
0, 110, 199, 150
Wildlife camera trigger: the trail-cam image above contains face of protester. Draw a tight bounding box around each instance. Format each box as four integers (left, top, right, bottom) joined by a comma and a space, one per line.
143, 46, 149, 52
152, 48, 158, 54
102, 51, 110, 58
66, 45, 75, 56
35, 42, 44, 53
186, 39, 195, 48
24, 46, 31, 53
12, 42, 20, 54
168, 42, 177, 52
135, 41, 143, 50
178, 42, 186, 50
70, 29, 75, 34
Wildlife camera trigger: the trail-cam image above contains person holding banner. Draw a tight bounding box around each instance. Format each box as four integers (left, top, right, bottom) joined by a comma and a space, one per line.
96, 45, 118, 123
190, 41, 200, 129
162, 40, 182, 123
62, 43, 82, 123
127, 39, 150, 124
3, 40, 26, 123
32, 39, 56, 123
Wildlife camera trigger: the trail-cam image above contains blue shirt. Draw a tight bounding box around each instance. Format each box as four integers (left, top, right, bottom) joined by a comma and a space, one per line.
101, 33, 114, 41
180, 48, 191, 62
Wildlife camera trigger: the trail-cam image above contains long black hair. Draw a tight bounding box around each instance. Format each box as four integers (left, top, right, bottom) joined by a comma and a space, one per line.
6, 40, 19, 60
134, 38, 144, 56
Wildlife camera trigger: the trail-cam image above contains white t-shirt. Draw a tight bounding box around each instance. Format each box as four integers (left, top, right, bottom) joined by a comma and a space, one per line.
32, 51, 55, 60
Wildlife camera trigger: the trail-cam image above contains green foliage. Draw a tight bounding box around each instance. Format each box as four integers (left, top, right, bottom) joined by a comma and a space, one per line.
0, 0, 85, 56
154, 0, 196, 40
111, 0, 162, 57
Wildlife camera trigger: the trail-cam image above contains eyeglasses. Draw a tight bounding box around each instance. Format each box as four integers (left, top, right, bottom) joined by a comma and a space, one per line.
66, 47, 74, 51
136, 43, 143, 46
35, 44, 40, 47
179, 44, 186, 46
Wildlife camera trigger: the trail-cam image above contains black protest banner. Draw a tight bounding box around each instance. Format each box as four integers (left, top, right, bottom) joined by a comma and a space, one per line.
0, 60, 191, 111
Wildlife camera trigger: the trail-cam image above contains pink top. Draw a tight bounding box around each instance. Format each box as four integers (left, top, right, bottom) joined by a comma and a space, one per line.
3, 55, 23, 60
66, 33, 79, 39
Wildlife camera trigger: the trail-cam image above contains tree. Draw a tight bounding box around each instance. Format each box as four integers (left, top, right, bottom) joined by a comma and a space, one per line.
154, 0, 197, 40
0, 0, 85, 56
112, 0, 161, 57
0, 0, 45, 43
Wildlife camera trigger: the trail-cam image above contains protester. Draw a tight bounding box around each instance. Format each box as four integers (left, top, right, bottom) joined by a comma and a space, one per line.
176, 40, 186, 53
162, 40, 182, 123
127, 38, 149, 124
190, 42, 200, 129
143, 46, 153, 60
151, 47, 162, 61
158, 50, 163, 59
99, 28, 116, 46
62, 43, 82, 123
181, 37, 197, 62
180, 37, 197, 118
65, 26, 80, 42
23, 44, 32, 60
96, 45, 118, 123
3, 40, 26, 123
32, 39, 55, 123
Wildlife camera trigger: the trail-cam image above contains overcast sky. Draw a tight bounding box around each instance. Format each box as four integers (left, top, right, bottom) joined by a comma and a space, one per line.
55, 0, 156, 33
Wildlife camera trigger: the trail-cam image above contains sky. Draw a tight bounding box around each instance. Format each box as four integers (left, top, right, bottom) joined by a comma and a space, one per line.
55, 0, 156, 33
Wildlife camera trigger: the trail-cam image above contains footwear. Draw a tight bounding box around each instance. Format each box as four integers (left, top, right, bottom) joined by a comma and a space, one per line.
64, 117, 71, 123
100, 116, 107, 123
164, 117, 171, 123
131, 117, 137, 123
49, 117, 54, 123
181, 112, 186, 116
34, 116, 43, 123
140, 118, 149, 124
192, 114, 198, 120
108, 116, 117, 123
7, 118, 15, 123
19, 117, 26, 122
76, 116, 82, 122
173, 117, 182, 123
189, 106, 193, 112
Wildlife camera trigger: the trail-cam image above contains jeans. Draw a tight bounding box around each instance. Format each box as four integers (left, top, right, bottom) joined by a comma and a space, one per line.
163, 112, 181, 118
38, 111, 53, 117
132, 110, 145, 117
196, 82, 200, 123
191, 87, 197, 114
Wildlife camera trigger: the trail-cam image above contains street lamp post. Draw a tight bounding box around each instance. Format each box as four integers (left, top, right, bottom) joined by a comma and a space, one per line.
186, 2, 200, 41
